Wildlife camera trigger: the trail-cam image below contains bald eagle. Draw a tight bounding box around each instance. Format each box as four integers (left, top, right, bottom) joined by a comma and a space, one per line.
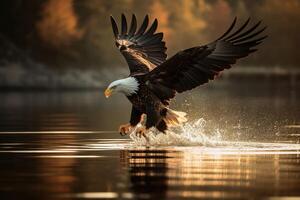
105, 14, 267, 137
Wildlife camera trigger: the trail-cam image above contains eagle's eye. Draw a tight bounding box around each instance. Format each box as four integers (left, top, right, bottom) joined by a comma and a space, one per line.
115, 42, 120, 47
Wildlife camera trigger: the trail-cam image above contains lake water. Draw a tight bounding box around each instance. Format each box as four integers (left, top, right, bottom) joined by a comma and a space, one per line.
0, 83, 300, 199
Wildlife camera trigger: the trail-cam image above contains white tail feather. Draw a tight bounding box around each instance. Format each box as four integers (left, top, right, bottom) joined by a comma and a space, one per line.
164, 108, 187, 127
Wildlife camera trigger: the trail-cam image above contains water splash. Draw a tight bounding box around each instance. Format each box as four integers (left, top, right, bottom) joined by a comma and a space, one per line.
129, 118, 223, 146
128, 118, 300, 153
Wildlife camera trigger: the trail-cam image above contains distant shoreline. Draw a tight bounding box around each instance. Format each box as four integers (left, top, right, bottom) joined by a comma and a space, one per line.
0, 66, 299, 90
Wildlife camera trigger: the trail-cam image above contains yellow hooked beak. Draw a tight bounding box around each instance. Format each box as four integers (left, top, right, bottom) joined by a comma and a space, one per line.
104, 88, 113, 98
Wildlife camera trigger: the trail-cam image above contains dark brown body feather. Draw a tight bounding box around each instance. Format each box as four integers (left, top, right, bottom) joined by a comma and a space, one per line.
127, 76, 168, 132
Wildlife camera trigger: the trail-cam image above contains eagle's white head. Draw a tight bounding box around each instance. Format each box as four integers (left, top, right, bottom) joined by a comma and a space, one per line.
104, 77, 139, 98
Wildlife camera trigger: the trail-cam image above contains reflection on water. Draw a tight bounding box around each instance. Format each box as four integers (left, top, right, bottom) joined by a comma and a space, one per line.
124, 149, 300, 199
0, 84, 300, 199
2, 135, 300, 199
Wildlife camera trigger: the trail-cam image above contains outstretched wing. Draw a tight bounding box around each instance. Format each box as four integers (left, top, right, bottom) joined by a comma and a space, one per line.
110, 14, 167, 75
147, 18, 267, 96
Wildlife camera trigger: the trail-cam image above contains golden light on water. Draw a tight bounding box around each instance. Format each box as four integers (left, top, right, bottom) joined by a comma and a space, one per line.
1, 130, 300, 199
124, 144, 300, 199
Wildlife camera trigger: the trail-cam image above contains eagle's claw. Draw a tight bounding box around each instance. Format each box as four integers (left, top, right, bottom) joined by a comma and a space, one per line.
119, 123, 131, 136
135, 127, 147, 138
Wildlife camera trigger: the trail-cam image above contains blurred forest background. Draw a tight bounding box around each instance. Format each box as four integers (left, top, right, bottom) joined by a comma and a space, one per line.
0, 0, 300, 89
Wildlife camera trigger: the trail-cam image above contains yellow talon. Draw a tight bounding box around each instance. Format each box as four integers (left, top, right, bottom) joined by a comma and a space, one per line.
119, 123, 132, 136
135, 126, 147, 138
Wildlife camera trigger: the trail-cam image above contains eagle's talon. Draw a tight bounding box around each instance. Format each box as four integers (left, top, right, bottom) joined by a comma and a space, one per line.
119, 123, 131, 136
135, 127, 147, 138
120, 131, 126, 136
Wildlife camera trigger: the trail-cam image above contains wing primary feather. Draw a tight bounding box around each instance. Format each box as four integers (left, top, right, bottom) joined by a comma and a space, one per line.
110, 16, 119, 38
136, 15, 149, 35
215, 17, 237, 41
145, 18, 266, 95
235, 35, 268, 46
145, 19, 158, 36
223, 17, 250, 41
141, 32, 164, 45
232, 26, 267, 44
121, 14, 127, 35
229, 20, 262, 42
128, 14, 137, 36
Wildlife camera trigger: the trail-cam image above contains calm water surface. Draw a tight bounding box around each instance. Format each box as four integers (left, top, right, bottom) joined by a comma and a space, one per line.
0, 84, 300, 200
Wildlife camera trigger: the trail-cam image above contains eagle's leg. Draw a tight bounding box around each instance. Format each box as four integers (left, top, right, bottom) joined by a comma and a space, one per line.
140, 114, 147, 125
135, 105, 160, 138
119, 123, 132, 136
119, 107, 144, 136
134, 114, 147, 138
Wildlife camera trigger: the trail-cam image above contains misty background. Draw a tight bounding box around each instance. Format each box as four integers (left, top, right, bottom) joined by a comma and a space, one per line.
0, 0, 300, 89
